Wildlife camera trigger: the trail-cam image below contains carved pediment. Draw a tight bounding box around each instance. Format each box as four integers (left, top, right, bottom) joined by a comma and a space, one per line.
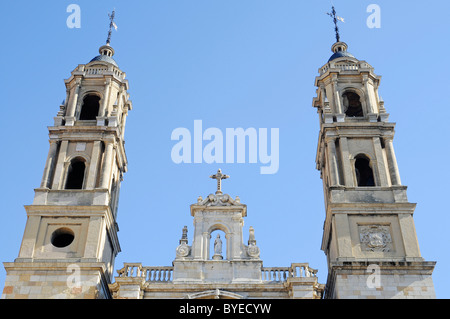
197, 193, 242, 207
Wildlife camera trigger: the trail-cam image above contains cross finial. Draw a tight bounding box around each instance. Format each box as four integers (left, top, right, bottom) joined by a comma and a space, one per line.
106, 9, 118, 45
209, 169, 229, 195
326, 6, 345, 43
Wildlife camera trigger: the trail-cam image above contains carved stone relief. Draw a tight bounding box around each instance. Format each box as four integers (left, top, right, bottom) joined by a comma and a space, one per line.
359, 225, 392, 252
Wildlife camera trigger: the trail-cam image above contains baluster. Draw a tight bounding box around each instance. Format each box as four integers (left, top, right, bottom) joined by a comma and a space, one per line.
151, 269, 156, 281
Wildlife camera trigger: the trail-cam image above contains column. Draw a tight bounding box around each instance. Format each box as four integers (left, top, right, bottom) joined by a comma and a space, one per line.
225, 232, 232, 260
99, 141, 115, 189
326, 137, 339, 187
332, 77, 343, 114
363, 76, 377, 122
51, 140, 69, 189
202, 232, 210, 260
339, 137, 354, 187
40, 140, 59, 188
85, 141, 102, 189
384, 137, 402, 186
97, 79, 111, 125
65, 80, 81, 126
121, 110, 128, 139
373, 137, 389, 187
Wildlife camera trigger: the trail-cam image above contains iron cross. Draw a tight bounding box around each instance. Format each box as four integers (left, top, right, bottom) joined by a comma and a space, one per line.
210, 169, 229, 194
106, 9, 117, 45
326, 6, 345, 43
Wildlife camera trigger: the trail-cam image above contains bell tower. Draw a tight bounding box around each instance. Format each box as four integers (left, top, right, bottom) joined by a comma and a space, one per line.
312, 8, 436, 299
2, 11, 132, 299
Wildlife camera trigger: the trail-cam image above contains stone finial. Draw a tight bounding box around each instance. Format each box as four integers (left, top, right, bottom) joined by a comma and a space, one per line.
179, 226, 188, 244
248, 226, 256, 246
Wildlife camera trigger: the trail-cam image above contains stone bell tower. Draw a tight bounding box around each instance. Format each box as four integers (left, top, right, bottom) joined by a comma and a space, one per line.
312, 11, 436, 298
2, 12, 132, 299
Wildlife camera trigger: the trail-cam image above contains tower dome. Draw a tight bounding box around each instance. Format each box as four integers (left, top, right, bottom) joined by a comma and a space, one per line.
89, 44, 118, 67
328, 41, 356, 62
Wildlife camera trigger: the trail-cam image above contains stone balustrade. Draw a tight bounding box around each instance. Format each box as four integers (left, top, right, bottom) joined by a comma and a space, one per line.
261, 263, 317, 282
261, 267, 290, 282
319, 61, 372, 75
116, 262, 316, 284
117, 263, 173, 282
85, 66, 125, 80
142, 266, 174, 282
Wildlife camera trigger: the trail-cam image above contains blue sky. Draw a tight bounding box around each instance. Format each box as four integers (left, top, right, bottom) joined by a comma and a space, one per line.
0, 1, 449, 298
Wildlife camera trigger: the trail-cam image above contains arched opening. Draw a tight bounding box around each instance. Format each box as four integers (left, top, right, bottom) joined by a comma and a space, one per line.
355, 155, 375, 187
79, 94, 100, 120
65, 158, 86, 189
343, 91, 363, 117
210, 229, 227, 260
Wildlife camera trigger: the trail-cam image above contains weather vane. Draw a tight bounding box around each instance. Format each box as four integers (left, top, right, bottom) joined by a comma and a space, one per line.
326, 6, 345, 43
106, 9, 118, 45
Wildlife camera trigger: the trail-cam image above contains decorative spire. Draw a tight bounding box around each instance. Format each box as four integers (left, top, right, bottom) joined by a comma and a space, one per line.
209, 169, 229, 195
326, 6, 345, 43
106, 9, 118, 45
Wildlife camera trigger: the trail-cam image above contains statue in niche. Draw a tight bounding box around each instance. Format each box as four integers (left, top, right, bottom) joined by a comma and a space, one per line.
213, 234, 223, 260
214, 234, 222, 255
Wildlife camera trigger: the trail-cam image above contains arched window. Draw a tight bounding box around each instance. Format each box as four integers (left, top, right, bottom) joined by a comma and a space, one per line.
65, 158, 86, 189
79, 94, 100, 120
355, 155, 375, 187
343, 91, 363, 117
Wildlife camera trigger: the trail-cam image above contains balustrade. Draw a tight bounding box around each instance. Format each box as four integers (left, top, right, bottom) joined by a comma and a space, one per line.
117, 263, 173, 282
117, 262, 315, 284
261, 263, 317, 282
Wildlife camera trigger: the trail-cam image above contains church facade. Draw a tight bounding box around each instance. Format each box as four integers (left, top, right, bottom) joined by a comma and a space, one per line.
1, 20, 436, 299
